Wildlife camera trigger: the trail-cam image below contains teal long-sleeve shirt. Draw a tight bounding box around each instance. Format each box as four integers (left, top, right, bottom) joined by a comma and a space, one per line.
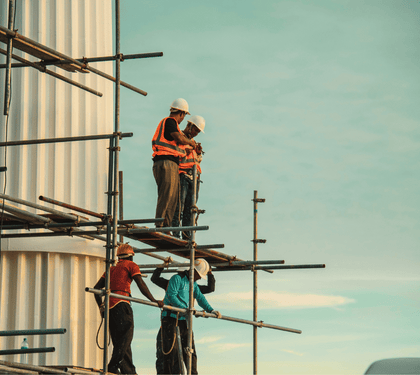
162, 273, 213, 320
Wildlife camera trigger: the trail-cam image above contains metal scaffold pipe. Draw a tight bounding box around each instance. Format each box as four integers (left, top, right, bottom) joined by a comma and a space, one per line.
0, 52, 164, 68
186, 164, 198, 375
134, 243, 224, 253
0, 25, 149, 96
0, 47, 103, 97
39, 195, 105, 219
0, 225, 209, 239
138, 259, 285, 270
0, 360, 66, 374
0, 328, 66, 337
3, 0, 16, 115
0, 218, 163, 231
0, 347, 55, 356
85, 288, 302, 334
0, 132, 133, 147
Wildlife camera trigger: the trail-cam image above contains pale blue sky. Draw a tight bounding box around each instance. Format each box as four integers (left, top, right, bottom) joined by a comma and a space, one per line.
114, 1, 420, 374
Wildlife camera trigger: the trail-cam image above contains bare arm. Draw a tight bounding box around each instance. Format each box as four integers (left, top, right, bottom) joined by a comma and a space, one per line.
171, 131, 196, 148
133, 274, 164, 308
151, 267, 169, 290
93, 277, 105, 308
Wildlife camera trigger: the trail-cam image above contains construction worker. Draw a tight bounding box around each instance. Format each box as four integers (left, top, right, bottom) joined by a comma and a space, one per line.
151, 262, 216, 374
160, 258, 221, 375
152, 98, 198, 232
172, 115, 205, 240
93, 244, 164, 374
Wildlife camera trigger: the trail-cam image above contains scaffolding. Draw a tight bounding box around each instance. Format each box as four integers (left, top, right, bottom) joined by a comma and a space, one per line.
0, 1, 325, 374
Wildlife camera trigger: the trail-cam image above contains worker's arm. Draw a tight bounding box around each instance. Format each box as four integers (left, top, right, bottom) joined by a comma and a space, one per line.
198, 270, 215, 294
194, 283, 213, 313
93, 277, 105, 308
133, 274, 164, 308
151, 268, 169, 290
171, 131, 197, 148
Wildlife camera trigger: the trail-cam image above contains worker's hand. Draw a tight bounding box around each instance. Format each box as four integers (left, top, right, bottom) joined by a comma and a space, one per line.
211, 310, 222, 319
195, 143, 203, 155
99, 303, 105, 319
157, 300, 164, 308
185, 145, 194, 154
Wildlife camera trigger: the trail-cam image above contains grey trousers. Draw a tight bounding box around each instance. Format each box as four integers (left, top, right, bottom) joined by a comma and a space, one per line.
153, 159, 180, 227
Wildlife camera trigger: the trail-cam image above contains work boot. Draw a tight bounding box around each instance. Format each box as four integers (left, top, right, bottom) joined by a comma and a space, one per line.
107, 365, 120, 374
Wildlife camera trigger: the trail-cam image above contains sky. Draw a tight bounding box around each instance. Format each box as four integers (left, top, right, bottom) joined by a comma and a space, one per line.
110, 1, 420, 374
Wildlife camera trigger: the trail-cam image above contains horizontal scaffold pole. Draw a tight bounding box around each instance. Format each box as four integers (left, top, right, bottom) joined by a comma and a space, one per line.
0, 360, 66, 374
134, 243, 225, 254
0, 193, 82, 222
211, 264, 326, 272
140, 263, 326, 273
0, 225, 208, 239
0, 218, 163, 231
0, 25, 148, 95
138, 259, 286, 270
85, 288, 302, 334
0, 132, 133, 147
0, 328, 66, 337
39, 195, 105, 219
0, 52, 164, 68
0, 347, 55, 356
0, 47, 103, 97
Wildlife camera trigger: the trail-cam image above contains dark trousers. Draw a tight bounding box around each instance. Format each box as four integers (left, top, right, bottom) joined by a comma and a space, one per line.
153, 159, 180, 228
161, 316, 197, 375
172, 173, 200, 239
108, 302, 136, 374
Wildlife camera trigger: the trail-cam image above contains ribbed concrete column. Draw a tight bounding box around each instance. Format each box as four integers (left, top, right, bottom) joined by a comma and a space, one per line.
0, 0, 113, 368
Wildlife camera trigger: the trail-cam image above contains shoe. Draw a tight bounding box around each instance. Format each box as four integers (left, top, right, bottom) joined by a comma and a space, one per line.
108, 365, 120, 374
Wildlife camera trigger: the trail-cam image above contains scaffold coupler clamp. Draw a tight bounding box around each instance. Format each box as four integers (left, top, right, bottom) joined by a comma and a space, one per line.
81, 56, 89, 70
185, 346, 194, 355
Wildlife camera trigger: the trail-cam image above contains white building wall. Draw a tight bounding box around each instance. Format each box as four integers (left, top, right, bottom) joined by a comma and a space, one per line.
0, 0, 114, 368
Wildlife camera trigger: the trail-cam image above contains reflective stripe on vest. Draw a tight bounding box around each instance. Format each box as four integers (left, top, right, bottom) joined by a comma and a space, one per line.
152, 117, 186, 158
179, 149, 202, 174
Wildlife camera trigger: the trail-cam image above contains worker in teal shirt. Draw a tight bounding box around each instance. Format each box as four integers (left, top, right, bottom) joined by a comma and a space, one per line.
160, 258, 221, 374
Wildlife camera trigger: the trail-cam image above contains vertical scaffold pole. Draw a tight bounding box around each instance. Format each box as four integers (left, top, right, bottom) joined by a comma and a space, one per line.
252, 190, 265, 375
119, 171, 124, 243
186, 164, 198, 374
3, 0, 15, 116
113, 0, 121, 262
102, 0, 122, 372
103, 136, 114, 372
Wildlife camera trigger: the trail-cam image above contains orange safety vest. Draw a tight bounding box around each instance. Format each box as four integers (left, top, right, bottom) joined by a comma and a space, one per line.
179, 149, 202, 175
152, 117, 186, 159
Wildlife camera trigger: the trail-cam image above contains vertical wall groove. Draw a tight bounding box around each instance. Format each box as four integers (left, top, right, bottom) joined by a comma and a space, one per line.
0, 0, 114, 369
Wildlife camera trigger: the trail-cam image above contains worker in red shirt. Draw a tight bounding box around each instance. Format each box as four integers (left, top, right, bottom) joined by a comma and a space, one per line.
93, 244, 164, 374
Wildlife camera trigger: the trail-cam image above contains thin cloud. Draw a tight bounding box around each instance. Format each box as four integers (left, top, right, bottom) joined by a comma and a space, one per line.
282, 349, 304, 357
196, 336, 224, 344
208, 342, 251, 352
210, 291, 355, 310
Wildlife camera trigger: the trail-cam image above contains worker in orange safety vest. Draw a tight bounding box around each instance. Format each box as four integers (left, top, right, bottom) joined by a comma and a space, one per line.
172, 115, 205, 240
152, 98, 198, 231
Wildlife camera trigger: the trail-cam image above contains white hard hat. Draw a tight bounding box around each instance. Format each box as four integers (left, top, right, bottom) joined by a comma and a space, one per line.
194, 258, 209, 280
188, 115, 205, 133
170, 98, 190, 115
